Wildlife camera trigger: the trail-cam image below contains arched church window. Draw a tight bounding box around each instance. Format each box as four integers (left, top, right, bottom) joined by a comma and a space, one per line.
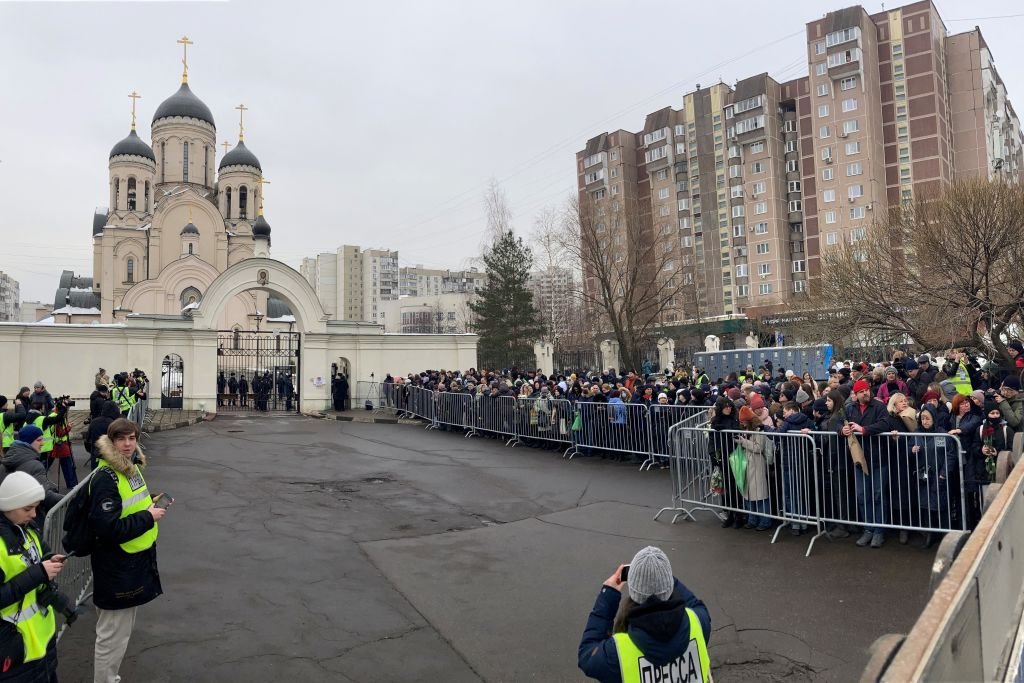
226, 187, 232, 219
239, 186, 248, 220
183, 142, 190, 183
127, 178, 137, 211
160, 142, 166, 182
126, 258, 135, 284
144, 181, 151, 212
188, 243, 193, 255
112, 177, 120, 210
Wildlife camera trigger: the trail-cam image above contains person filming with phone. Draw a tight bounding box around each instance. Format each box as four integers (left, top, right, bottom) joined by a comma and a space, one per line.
91, 418, 168, 683
578, 546, 711, 683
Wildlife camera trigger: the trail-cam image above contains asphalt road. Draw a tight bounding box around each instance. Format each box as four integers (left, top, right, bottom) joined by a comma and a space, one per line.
56, 415, 935, 682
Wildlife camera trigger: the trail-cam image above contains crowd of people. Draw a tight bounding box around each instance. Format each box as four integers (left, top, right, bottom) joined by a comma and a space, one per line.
382, 344, 1024, 547
216, 370, 294, 411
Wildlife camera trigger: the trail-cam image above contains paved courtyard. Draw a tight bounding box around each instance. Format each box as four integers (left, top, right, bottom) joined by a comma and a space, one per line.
57, 415, 934, 682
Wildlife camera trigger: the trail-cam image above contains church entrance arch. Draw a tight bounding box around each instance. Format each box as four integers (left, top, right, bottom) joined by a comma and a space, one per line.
192, 258, 329, 415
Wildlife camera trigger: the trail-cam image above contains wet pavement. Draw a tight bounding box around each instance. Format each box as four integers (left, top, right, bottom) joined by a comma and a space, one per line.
57, 416, 935, 682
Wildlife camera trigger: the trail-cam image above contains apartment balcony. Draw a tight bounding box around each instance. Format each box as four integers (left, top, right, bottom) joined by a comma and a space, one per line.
827, 47, 862, 79
646, 156, 670, 173
674, 161, 688, 175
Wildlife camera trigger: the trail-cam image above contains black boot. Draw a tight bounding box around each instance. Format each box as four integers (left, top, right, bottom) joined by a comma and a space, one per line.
721, 513, 734, 528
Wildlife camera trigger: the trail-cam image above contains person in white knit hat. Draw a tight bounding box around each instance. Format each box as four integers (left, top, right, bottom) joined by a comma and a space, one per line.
0, 471, 67, 681
578, 546, 712, 683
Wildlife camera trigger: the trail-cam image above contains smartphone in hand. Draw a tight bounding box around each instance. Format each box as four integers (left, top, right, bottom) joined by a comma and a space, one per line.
620, 565, 630, 582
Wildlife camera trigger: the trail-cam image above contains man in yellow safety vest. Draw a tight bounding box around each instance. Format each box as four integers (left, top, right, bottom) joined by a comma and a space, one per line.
578, 546, 712, 683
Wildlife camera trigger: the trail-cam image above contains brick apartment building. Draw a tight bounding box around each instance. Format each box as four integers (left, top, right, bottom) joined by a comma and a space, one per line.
577, 1, 1022, 328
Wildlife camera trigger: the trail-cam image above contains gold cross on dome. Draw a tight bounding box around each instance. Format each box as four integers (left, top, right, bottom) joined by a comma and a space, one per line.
128, 91, 141, 131
235, 103, 248, 141
257, 177, 270, 216
177, 36, 193, 83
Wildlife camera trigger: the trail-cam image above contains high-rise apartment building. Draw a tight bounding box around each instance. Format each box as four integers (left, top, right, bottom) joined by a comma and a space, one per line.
577, 0, 1022, 324
300, 246, 398, 323
529, 266, 576, 337
0, 272, 20, 322
398, 266, 486, 298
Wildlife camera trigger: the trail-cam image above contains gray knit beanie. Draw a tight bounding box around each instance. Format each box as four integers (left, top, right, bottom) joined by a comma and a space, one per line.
795, 389, 810, 404
627, 546, 674, 603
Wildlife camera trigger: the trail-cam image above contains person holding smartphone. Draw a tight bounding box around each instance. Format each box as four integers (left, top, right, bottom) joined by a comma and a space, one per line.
578, 546, 711, 683
0, 471, 67, 681
91, 418, 167, 683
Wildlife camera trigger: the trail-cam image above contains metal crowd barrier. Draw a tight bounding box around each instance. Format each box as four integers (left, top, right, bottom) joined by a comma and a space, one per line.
643, 405, 712, 472
42, 468, 99, 642
507, 397, 573, 448
655, 426, 967, 556
404, 386, 436, 424
565, 402, 653, 462
475, 395, 518, 443
428, 392, 479, 437
127, 398, 147, 429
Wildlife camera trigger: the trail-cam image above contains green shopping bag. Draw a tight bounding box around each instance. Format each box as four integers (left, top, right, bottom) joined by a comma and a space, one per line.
571, 412, 583, 431
728, 446, 747, 497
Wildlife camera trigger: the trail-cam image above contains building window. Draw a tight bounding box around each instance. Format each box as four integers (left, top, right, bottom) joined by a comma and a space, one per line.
893, 63, 905, 80
127, 178, 137, 211
823, 189, 836, 202
758, 263, 771, 276
840, 77, 857, 91
188, 243, 193, 254
126, 258, 135, 283
899, 147, 910, 163
729, 165, 742, 179
750, 142, 764, 154
845, 141, 861, 155
842, 119, 859, 135
848, 184, 864, 199
655, 168, 669, 181
895, 84, 906, 99
610, 150, 618, 161
826, 231, 838, 245
822, 167, 834, 181
827, 48, 862, 68
659, 205, 671, 217
160, 142, 165, 182
789, 199, 803, 212
736, 264, 748, 277
755, 222, 768, 234
794, 280, 806, 293
793, 260, 806, 273
239, 185, 248, 219
733, 223, 744, 237
814, 41, 826, 55
786, 159, 798, 172
678, 198, 690, 211
675, 142, 685, 155
759, 283, 772, 295
225, 187, 232, 219
826, 26, 860, 47
751, 161, 764, 174
610, 167, 618, 178
113, 176, 120, 209
900, 167, 912, 183
897, 125, 909, 143
681, 235, 692, 248
611, 184, 619, 195
846, 162, 863, 176
850, 206, 866, 219
754, 201, 767, 215
756, 242, 770, 254
819, 126, 831, 139
825, 210, 837, 224
204, 144, 209, 186
892, 43, 903, 57
182, 141, 189, 183
788, 180, 802, 193
752, 181, 765, 195
730, 186, 744, 198
851, 227, 867, 242
732, 205, 745, 218
817, 83, 829, 97
896, 104, 908, 120
842, 98, 858, 112
818, 104, 829, 118
816, 62, 827, 76
821, 146, 833, 161
658, 187, 670, 199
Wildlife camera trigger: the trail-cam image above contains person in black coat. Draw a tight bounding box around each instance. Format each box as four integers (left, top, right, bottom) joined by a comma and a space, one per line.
1, 426, 64, 525
708, 398, 743, 528
89, 384, 111, 420
840, 379, 893, 548
90, 420, 165, 683
85, 401, 122, 469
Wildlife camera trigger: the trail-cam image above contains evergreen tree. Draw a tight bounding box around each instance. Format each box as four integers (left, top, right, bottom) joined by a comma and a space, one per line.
470, 231, 545, 370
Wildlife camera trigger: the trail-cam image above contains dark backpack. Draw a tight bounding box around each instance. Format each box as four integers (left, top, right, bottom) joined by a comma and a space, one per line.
61, 472, 102, 556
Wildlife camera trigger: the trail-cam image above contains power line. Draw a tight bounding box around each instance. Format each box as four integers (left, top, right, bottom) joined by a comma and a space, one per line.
946, 13, 1024, 21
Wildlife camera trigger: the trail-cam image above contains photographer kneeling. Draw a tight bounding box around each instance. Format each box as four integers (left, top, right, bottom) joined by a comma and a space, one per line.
0, 472, 72, 682
578, 546, 711, 683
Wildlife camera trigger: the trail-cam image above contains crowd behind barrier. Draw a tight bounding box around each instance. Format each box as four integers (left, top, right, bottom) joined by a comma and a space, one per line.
364, 349, 1024, 554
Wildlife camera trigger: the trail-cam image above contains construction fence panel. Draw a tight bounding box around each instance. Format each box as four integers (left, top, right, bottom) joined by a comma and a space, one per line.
510, 397, 574, 448
42, 468, 100, 642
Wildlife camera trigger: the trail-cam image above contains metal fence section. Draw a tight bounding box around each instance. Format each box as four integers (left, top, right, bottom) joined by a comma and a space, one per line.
428, 392, 479, 436
811, 430, 967, 536
643, 405, 713, 471
565, 402, 652, 462
508, 397, 573, 449
403, 386, 436, 425
42, 468, 99, 642
475, 395, 518, 443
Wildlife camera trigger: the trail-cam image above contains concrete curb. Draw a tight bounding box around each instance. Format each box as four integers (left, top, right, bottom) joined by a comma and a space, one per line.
146, 414, 207, 433
305, 411, 405, 425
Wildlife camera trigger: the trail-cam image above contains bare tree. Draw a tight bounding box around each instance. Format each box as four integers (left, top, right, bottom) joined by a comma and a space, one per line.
484, 178, 514, 244
561, 193, 694, 372
793, 179, 1024, 360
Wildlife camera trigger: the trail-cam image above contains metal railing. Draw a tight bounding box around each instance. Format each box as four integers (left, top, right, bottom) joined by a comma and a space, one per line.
655, 426, 968, 556
565, 402, 653, 463
42, 468, 99, 642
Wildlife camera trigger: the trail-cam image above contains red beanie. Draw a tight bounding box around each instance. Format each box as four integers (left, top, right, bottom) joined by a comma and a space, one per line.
853, 379, 871, 394
749, 394, 765, 410
922, 390, 941, 403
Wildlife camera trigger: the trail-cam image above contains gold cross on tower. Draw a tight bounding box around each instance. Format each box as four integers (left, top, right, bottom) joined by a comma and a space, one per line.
235, 103, 248, 141
128, 91, 141, 131
257, 177, 270, 216
221, 140, 231, 155
177, 35, 193, 84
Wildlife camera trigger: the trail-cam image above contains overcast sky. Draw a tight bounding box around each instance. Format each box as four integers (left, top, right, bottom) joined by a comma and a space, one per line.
1, 0, 1021, 302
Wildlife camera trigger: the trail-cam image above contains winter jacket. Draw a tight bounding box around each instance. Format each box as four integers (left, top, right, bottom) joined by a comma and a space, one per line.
914, 405, 961, 515
735, 428, 771, 501
950, 410, 983, 461
997, 394, 1024, 431
841, 398, 891, 458
85, 401, 122, 458
578, 578, 711, 683
89, 436, 162, 611
27, 392, 53, 415
1, 443, 63, 520
708, 411, 739, 465
776, 411, 812, 464
973, 418, 1013, 485
875, 379, 909, 406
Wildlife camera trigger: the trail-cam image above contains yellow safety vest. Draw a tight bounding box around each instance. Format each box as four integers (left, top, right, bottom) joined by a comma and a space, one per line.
613, 608, 711, 683
0, 526, 55, 663
95, 460, 158, 554
113, 387, 135, 413
0, 414, 13, 449
31, 415, 54, 454
949, 360, 973, 396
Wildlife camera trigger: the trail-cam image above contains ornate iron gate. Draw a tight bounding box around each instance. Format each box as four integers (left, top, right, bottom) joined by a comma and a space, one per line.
160, 353, 184, 409
216, 330, 301, 413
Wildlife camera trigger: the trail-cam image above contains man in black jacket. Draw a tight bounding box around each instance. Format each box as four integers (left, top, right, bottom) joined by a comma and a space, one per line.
90, 419, 166, 683
840, 379, 893, 548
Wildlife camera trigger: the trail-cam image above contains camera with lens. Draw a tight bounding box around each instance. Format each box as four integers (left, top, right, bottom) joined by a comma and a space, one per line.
36, 582, 79, 626
56, 395, 76, 408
